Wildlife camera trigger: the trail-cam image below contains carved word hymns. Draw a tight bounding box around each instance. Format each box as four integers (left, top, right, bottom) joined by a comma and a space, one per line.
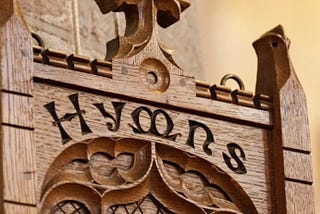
44, 93, 247, 175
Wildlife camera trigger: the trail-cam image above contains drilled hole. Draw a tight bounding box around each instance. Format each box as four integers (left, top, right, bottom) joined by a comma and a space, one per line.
272, 42, 278, 47
146, 71, 158, 84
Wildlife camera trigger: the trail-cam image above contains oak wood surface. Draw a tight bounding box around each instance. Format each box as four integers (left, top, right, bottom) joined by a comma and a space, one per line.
2, 126, 36, 204
1, 1, 33, 95
0, 0, 35, 211
0, 0, 315, 213
4, 202, 37, 214
254, 25, 314, 213
283, 150, 313, 183
34, 63, 272, 128
285, 181, 315, 214
2, 92, 33, 128
34, 82, 272, 213
279, 75, 311, 152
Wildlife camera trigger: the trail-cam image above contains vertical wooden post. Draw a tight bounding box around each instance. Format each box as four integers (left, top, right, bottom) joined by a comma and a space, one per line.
254, 25, 314, 213
0, 0, 36, 213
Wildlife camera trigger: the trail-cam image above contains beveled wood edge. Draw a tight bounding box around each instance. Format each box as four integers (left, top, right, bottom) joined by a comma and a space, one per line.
2, 92, 34, 129
282, 146, 314, 212
283, 149, 313, 183
285, 180, 315, 213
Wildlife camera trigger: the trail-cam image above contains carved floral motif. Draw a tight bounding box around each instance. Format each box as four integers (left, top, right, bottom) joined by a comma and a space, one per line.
40, 137, 257, 213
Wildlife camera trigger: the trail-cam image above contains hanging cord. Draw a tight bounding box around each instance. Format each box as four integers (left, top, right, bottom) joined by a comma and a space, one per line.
72, 0, 81, 54
113, 13, 121, 37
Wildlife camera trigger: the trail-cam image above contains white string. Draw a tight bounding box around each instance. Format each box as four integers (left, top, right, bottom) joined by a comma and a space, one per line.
113, 13, 121, 37
72, 0, 81, 54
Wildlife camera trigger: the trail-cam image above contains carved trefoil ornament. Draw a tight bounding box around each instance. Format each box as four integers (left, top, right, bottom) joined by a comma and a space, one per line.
40, 137, 257, 213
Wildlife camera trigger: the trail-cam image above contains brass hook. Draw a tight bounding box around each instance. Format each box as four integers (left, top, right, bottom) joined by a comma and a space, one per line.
220, 74, 245, 90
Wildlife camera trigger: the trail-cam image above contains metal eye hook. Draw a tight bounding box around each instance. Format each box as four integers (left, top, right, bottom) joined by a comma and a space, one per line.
220, 74, 245, 91
31, 32, 45, 49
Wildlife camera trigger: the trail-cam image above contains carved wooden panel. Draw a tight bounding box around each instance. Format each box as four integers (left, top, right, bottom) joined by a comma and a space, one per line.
34, 83, 271, 213
0, 0, 314, 213
39, 137, 258, 213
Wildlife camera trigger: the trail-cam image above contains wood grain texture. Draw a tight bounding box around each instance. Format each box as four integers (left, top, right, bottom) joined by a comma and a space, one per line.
4, 202, 37, 214
2, 125, 36, 205
39, 138, 258, 213
34, 82, 272, 213
0, 2, 16, 211
285, 181, 315, 214
34, 49, 273, 111
34, 63, 272, 128
0, 0, 33, 95
283, 150, 313, 183
254, 25, 314, 213
1, 1, 34, 213
0, 0, 314, 212
279, 74, 311, 152
2, 92, 33, 128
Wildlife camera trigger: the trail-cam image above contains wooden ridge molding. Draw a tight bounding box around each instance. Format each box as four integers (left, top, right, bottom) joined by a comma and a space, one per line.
32, 47, 273, 112
30, 1, 273, 115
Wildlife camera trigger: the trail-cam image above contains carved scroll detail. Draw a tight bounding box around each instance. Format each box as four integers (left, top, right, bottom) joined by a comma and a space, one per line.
94, 0, 190, 60
40, 137, 257, 213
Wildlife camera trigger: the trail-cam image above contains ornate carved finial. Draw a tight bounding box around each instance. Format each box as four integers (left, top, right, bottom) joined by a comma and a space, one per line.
95, 0, 190, 60
253, 25, 292, 96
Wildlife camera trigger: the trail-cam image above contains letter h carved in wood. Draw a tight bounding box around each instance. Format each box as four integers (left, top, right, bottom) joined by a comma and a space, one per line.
44, 93, 92, 144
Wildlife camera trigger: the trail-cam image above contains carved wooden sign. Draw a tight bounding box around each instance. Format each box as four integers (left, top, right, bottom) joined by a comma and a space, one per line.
0, 0, 315, 213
